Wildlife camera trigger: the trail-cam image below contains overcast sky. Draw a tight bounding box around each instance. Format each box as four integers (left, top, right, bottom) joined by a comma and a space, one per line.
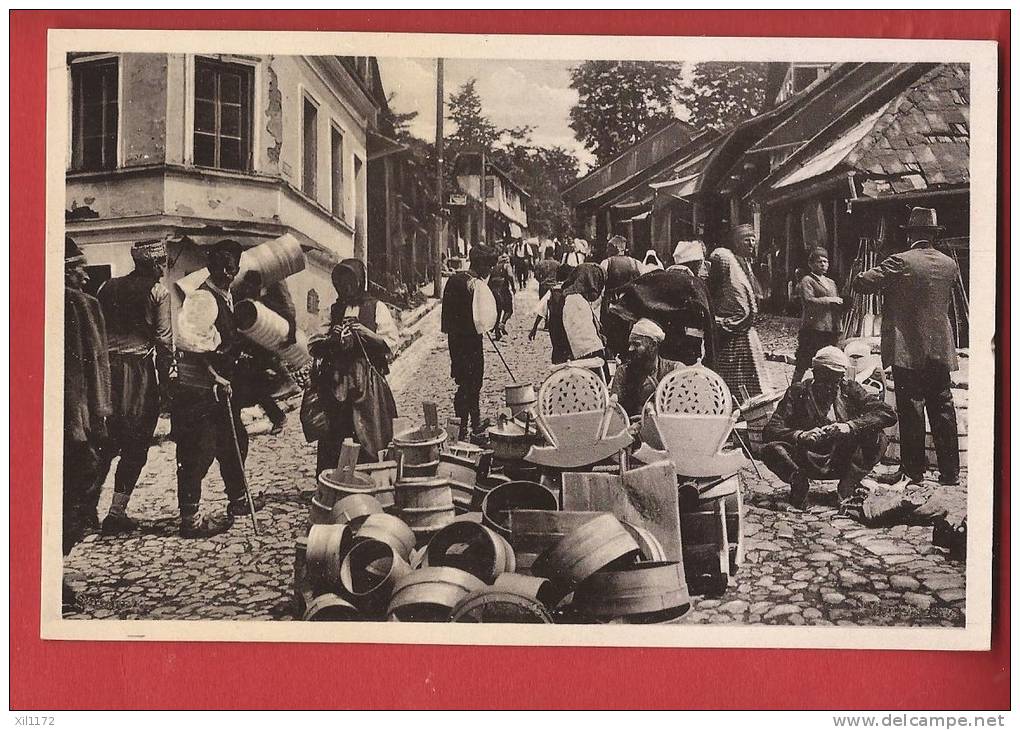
376, 57, 597, 171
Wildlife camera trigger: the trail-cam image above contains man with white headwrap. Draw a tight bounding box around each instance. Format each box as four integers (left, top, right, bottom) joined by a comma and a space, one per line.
609, 318, 673, 418
92, 239, 174, 535
762, 345, 897, 510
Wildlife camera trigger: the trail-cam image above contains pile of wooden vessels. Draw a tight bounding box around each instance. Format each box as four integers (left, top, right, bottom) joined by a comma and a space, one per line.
295, 363, 749, 623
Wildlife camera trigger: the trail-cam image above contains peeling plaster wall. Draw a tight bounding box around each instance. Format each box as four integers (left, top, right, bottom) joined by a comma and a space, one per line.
121, 54, 168, 167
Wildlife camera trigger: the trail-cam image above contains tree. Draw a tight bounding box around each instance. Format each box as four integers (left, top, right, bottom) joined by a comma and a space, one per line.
677, 62, 773, 132
568, 61, 684, 165
446, 78, 500, 152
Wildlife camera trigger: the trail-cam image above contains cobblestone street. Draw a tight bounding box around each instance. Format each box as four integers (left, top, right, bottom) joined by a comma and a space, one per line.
64, 281, 966, 627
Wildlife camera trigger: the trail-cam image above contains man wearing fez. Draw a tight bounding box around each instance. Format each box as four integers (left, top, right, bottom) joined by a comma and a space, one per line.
173, 239, 265, 538
855, 207, 961, 487
63, 237, 111, 603
762, 346, 897, 510
442, 242, 497, 440
92, 239, 174, 535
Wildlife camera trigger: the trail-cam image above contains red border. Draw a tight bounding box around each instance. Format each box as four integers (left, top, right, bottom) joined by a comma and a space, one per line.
10, 10, 1010, 710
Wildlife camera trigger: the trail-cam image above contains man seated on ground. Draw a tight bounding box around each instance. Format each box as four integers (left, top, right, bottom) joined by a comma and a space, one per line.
761, 345, 897, 511
609, 318, 672, 419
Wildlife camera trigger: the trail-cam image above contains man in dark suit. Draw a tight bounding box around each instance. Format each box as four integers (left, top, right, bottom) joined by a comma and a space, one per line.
854, 207, 961, 487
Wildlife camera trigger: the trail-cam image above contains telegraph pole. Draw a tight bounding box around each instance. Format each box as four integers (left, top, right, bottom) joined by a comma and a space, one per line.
433, 58, 444, 299
480, 149, 486, 245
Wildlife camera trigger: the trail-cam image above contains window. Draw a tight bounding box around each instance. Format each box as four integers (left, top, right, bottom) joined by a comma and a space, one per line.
330, 125, 344, 217
194, 58, 252, 171
302, 96, 318, 197
307, 288, 320, 314
71, 58, 118, 171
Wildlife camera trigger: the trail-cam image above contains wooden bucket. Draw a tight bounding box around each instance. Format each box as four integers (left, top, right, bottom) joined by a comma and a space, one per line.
303, 592, 360, 621
530, 513, 640, 591
340, 538, 412, 616
680, 497, 730, 596
395, 476, 456, 545
481, 481, 559, 540
354, 460, 398, 508
331, 493, 384, 529
505, 383, 537, 418
398, 458, 440, 479
355, 513, 415, 562
392, 427, 448, 467
507, 510, 609, 576
305, 524, 351, 594
493, 573, 558, 607
387, 567, 486, 622
238, 233, 306, 288
235, 300, 311, 369
450, 589, 554, 624
423, 521, 516, 583
308, 496, 335, 525
573, 561, 691, 622
317, 468, 385, 510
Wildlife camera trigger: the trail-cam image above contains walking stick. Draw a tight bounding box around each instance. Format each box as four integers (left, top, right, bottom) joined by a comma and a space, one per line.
731, 425, 764, 480
223, 389, 260, 535
486, 331, 517, 382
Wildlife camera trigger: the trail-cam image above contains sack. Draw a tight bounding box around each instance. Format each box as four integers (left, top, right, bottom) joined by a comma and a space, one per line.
299, 379, 331, 443
472, 278, 498, 334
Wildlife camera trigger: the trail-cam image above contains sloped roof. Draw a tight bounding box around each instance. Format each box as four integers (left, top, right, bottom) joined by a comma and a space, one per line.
766, 63, 969, 198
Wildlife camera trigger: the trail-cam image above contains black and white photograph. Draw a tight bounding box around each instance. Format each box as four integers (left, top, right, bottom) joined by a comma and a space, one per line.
44, 30, 997, 648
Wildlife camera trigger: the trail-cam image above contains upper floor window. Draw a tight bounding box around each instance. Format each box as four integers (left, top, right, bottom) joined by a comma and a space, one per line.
71, 58, 119, 171
302, 96, 318, 197
330, 125, 344, 218
194, 58, 252, 171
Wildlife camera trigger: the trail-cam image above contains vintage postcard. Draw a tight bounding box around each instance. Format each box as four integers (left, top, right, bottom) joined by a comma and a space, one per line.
43, 29, 997, 650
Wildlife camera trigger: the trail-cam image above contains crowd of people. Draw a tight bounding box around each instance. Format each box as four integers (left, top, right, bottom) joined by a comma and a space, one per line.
62, 206, 963, 604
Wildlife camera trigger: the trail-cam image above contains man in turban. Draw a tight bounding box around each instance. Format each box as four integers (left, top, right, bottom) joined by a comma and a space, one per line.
762, 345, 897, 510
609, 318, 672, 418
92, 239, 174, 535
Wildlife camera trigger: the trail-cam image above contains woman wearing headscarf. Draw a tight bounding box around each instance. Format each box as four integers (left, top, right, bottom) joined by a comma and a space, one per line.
642, 249, 665, 272
708, 224, 771, 404
560, 262, 609, 380
310, 258, 399, 474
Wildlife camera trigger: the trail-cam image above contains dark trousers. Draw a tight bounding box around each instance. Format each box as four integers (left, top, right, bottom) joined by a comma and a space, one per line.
172, 385, 247, 518
792, 328, 839, 383
64, 437, 100, 555
892, 363, 959, 482
762, 430, 887, 500
449, 332, 484, 433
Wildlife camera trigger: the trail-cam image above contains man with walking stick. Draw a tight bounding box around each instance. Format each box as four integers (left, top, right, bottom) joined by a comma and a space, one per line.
172, 240, 265, 538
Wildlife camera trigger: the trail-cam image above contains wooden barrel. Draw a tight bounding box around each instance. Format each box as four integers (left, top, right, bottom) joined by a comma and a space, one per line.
238, 233, 306, 288
471, 471, 511, 511
507, 510, 609, 576
308, 496, 334, 525
386, 567, 486, 622
573, 561, 691, 623
481, 481, 559, 540
340, 538, 412, 616
437, 453, 478, 486
505, 383, 537, 418
354, 460, 398, 508
450, 589, 554, 624
303, 592, 360, 621
531, 514, 640, 591
331, 493, 384, 529
621, 521, 667, 562
680, 498, 730, 597
423, 521, 516, 583
235, 300, 311, 369
740, 390, 784, 455
317, 467, 385, 509
392, 427, 448, 467
395, 477, 456, 545
398, 459, 440, 479
305, 524, 351, 594
493, 572, 557, 607
355, 513, 415, 562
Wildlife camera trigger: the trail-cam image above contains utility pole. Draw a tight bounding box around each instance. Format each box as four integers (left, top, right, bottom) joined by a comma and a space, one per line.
433, 58, 444, 299
480, 149, 486, 245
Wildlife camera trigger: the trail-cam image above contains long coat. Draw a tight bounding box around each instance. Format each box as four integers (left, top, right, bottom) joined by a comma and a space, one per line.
854, 242, 959, 371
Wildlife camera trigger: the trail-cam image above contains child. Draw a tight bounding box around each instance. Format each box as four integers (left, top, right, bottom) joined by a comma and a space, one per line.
792, 247, 843, 383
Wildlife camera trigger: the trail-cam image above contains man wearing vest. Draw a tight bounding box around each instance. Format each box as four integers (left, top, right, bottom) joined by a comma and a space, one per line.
173, 240, 265, 538
93, 239, 175, 535
599, 235, 643, 358
441, 242, 497, 440
854, 207, 961, 488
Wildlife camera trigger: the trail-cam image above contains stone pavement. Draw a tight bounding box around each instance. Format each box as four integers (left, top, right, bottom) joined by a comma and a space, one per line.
63, 280, 966, 626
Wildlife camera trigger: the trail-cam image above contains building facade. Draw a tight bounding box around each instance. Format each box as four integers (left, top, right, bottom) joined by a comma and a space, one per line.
65, 52, 386, 333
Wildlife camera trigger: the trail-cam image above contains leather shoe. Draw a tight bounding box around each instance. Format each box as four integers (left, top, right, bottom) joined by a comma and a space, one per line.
101, 512, 138, 536
180, 514, 234, 539
789, 471, 809, 510
227, 493, 266, 518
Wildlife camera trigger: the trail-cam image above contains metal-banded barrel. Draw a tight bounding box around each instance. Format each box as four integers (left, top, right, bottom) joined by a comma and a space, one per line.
235, 299, 311, 369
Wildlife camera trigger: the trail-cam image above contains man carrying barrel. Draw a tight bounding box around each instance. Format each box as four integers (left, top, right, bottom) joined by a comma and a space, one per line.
92, 239, 174, 535
172, 239, 265, 538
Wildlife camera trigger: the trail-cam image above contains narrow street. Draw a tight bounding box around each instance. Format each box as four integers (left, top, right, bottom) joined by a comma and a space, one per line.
64, 280, 966, 626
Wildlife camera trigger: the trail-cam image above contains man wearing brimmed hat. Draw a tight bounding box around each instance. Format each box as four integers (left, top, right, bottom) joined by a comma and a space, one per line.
63, 236, 111, 605
855, 207, 961, 487
92, 239, 174, 535
762, 345, 897, 510
442, 241, 497, 440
